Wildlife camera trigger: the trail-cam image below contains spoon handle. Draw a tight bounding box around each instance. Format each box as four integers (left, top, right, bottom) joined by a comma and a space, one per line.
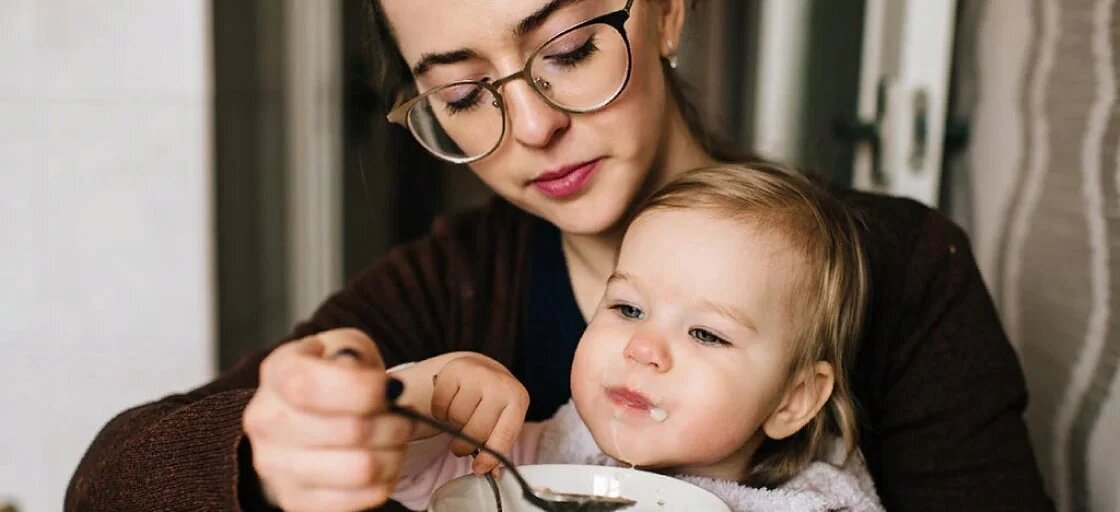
485, 473, 504, 512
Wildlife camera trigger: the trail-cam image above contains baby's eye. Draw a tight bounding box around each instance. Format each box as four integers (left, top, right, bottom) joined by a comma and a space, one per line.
610, 304, 644, 320
689, 328, 730, 346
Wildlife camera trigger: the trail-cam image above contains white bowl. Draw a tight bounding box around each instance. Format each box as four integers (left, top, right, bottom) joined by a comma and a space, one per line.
428, 464, 731, 512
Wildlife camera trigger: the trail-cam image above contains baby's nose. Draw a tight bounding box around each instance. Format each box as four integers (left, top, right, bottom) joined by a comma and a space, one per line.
623, 331, 671, 372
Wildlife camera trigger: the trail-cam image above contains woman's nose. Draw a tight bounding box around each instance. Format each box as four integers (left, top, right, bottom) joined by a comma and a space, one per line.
623, 331, 672, 373
503, 80, 570, 148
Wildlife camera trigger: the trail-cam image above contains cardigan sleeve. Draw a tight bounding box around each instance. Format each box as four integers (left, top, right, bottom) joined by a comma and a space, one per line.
64, 200, 530, 512
853, 201, 1053, 511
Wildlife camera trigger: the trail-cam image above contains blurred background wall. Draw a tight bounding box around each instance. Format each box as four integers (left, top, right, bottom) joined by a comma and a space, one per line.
2, 1, 1119, 511
0, 2, 214, 511
954, 2, 1120, 510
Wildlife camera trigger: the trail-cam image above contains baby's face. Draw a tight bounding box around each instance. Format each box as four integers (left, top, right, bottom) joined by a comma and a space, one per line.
570, 209, 803, 480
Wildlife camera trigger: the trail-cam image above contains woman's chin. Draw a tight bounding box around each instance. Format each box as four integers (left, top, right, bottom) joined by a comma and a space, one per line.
540, 201, 630, 236
551, 217, 619, 236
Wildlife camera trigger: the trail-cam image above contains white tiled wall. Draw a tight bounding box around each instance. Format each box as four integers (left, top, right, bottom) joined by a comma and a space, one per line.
0, 1, 215, 510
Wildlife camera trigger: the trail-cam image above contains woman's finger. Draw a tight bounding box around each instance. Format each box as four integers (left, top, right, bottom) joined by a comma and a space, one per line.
261, 350, 390, 416
314, 328, 385, 369
367, 413, 416, 449
255, 445, 405, 490
246, 401, 413, 449
271, 482, 393, 512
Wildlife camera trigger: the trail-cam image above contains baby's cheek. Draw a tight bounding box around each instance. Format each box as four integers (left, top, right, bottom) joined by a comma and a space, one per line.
667, 415, 752, 459
568, 357, 594, 394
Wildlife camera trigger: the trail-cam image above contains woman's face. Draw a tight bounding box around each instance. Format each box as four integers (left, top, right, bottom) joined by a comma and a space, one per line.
570, 209, 803, 480
380, 0, 689, 235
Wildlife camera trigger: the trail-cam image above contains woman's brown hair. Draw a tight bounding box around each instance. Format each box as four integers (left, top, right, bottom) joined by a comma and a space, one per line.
362, 0, 758, 164
636, 163, 869, 488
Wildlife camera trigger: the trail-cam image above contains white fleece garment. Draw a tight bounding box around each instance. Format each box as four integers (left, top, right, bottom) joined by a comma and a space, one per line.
537, 401, 884, 512
394, 401, 884, 511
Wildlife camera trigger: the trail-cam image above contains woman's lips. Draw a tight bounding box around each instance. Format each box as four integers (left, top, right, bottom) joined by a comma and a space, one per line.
531, 159, 600, 198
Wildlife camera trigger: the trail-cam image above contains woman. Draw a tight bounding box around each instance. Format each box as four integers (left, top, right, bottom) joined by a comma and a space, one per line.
66, 1, 1051, 511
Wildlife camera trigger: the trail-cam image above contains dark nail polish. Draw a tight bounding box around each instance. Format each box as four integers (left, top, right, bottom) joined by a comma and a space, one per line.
386, 377, 405, 401
331, 347, 361, 361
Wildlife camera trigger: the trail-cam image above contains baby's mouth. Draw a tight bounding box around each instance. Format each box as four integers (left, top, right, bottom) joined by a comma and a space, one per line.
605, 386, 669, 423
606, 387, 654, 410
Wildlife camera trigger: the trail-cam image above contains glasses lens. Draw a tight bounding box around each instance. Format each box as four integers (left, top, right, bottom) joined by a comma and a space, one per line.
406, 82, 504, 162
529, 22, 630, 112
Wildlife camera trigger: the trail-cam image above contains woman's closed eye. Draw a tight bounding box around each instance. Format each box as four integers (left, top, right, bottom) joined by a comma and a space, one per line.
442, 84, 486, 115
689, 327, 731, 347
609, 303, 644, 320
543, 35, 599, 69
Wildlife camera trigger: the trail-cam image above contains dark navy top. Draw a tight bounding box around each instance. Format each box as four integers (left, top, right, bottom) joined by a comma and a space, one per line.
514, 219, 587, 422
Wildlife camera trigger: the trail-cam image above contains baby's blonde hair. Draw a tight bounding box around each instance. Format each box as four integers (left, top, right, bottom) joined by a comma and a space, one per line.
635, 163, 869, 488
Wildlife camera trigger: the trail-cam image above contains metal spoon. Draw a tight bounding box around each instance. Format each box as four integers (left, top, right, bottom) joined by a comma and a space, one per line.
388, 404, 636, 512
485, 473, 504, 512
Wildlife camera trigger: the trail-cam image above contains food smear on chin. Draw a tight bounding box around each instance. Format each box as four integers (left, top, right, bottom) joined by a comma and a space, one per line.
610, 408, 634, 467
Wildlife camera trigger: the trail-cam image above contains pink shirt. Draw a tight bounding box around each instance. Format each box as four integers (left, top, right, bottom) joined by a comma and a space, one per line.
392, 422, 546, 511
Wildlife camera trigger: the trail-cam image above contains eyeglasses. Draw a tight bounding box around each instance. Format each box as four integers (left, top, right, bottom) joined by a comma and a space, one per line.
386, 0, 635, 164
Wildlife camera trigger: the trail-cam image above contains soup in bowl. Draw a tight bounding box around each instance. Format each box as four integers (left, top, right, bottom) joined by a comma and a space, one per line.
428, 464, 731, 512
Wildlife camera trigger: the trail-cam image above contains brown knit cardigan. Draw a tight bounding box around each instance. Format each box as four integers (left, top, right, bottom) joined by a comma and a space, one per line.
65, 191, 1053, 511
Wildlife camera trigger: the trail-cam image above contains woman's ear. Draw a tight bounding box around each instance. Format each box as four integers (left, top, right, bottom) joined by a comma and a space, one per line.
653, 0, 688, 59
762, 362, 835, 440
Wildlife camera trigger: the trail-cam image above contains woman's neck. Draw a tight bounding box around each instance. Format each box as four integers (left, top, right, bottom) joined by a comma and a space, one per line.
563, 98, 719, 318
649, 100, 721, 190
562, 228, 624, 320
563, 228, 624, 277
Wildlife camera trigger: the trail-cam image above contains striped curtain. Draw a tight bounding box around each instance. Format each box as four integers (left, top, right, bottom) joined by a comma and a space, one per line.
958, 1, 1120, 510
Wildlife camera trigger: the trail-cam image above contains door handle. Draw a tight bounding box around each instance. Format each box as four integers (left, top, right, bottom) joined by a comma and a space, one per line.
834, 76, 895, 187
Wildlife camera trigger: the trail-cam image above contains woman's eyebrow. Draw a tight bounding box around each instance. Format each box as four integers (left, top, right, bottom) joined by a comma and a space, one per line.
412, 48, 479, 76
514, 0, 584, 37
412, 0, 588, 76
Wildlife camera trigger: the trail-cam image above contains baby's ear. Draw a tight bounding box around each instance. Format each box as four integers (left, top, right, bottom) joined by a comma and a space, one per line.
762, 362, 835, 440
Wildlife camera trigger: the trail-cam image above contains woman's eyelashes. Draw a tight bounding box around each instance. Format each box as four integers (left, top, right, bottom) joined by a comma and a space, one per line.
544, 36, 599, 69
445, 86, 485, 114
435, 34, 600, 115
439, 78, 494, 115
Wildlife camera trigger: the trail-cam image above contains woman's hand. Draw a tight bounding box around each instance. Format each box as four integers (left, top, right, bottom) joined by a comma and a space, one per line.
430, 353, 530, 475
242, 328, 414, 512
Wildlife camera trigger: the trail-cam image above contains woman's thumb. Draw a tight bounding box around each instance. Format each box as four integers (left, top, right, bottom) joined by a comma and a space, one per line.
311, 328, 385, 369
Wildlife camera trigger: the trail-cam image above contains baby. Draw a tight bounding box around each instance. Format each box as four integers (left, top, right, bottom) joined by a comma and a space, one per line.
387, 164, 882, 511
